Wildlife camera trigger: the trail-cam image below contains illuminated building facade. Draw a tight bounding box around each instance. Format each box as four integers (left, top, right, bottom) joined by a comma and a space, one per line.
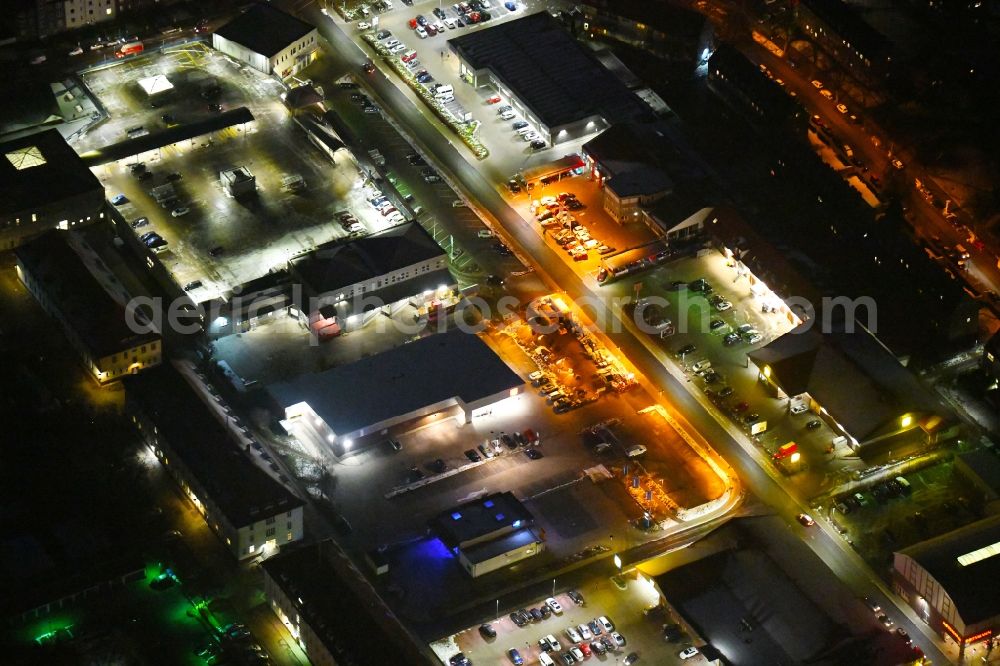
270, 328, 525, 457
212, 3, 318, 78
126, 363, 304, 560
893, 516, 1000, 657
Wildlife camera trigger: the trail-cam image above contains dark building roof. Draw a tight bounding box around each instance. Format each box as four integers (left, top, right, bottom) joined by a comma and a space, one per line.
0, 129, 103, 215
605, 167, 673, 199
430, 492, 534, 549
577, 0, 707, 42
799, 0, 891, 60
749, 322, 939, 442
15, 231, 158, 358
958, 449, 1000, 496
269, 329, 523, 436
262, 540, 429, 665
462, 527, 541, 563
899, 515, 1000, 625
583, 122, 713, 192
125, 364, 303, 527
307, 267, 455, 319
708, 43, 796, 121
214, 3, 315, 57
448, 12, 651, 129
80, 107, 255, 166
284, 85, 323, 109
289, 222, 445, 295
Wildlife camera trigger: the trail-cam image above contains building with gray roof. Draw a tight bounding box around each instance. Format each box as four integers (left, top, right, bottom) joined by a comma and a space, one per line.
288, 222, 453, 334
448, 12, 652, 145
429, 492, 543, 577
213, 3, 318, 78
270, 328, 524, 455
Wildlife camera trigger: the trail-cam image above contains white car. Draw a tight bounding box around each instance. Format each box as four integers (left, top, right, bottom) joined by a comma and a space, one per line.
598, 616, 614, 633
416, 26, 427, 38
790, 402, 808, 415
391, 43, 407, 53
433, 21, 446, 32
171, 206, 191, 217
679, 647, 699, 660
523, 131, 541, 142
444, 17, 457, 28
357, 21, 371, 29
500, 110, 516, 120
569, 647, 585, 662
565, 626, 581, 643
545, 597, 563, 614
577, 624, 592, 640
625, 445, 647, 458
68, 46, 84, 56
384, 38, 401, 47
543, 635, 561, 652
30, 55, 47, 65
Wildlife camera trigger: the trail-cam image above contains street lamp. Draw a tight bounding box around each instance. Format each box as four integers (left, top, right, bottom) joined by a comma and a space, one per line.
613, 554, 622, 570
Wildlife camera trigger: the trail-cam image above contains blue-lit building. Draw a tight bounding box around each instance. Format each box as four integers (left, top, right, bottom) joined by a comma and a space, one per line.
429, 492, 543, 577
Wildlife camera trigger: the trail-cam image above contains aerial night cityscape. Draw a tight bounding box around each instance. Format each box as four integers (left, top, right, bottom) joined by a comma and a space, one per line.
2, 0, 1000, 665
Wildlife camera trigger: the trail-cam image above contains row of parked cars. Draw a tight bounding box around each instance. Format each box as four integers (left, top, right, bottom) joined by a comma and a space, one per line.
365, 186, 406, 225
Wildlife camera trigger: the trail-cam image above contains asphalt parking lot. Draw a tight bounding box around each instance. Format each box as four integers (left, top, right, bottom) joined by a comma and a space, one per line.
437, 579, 695, 666
334, 0, 607, 183
77, 43, 382, 298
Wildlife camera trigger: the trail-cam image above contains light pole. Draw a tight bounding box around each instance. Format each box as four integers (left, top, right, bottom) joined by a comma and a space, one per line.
552, 578, 556, 597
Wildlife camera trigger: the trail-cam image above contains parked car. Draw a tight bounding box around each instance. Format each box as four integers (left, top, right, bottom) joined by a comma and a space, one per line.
546, 597, 563, 614
679, 647, 699, 660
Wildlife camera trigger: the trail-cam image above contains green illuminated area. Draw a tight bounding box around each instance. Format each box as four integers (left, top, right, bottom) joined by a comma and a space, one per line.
4, 562, 215, 666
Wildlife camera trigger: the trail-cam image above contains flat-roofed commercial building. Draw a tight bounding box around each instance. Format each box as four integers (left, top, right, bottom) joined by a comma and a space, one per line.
15, 230, 161, 384
270, 328, 524, 456
287, 222, 453, 337
0, 129, 105, 250
212, 3, 318, 78
429, 492, 543, 577
448, 12, 651, 145
126, 363, 305, 560
748, 322, 947, 451
893, 515, 1000, 657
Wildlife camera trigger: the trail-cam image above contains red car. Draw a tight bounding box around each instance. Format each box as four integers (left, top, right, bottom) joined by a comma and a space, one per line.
409, 18, 418, 28
486, 95, 502, 104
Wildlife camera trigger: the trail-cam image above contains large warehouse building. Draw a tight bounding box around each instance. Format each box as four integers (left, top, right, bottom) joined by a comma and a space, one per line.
448, 12, 651, 145
212, 3, 318, 78
893, 515, 1000, 658
270, 328, 524, 457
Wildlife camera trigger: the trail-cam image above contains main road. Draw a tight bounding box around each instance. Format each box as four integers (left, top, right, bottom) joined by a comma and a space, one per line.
296, 4, 950, 662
